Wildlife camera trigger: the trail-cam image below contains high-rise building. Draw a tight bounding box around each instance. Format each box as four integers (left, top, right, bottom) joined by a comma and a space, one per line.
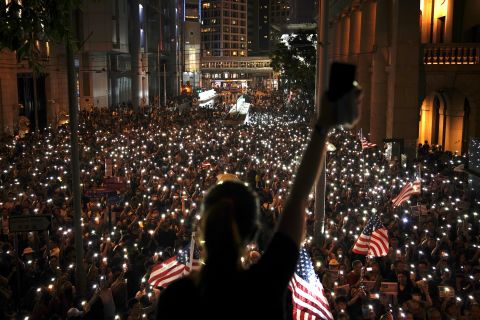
201, 0, 248, 57
70, 0, 182, 109
270, 0, 290, 27
247, 0, 270, 56
200, 0, 275, 100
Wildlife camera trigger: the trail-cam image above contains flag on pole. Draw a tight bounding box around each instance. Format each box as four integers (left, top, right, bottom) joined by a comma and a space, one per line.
391, 179, 421, 207
352, 214, 389, 257
148, 235, 201, 288
361, 137, 377, 150
289, 247, 333, 320
359, 129, 376, 150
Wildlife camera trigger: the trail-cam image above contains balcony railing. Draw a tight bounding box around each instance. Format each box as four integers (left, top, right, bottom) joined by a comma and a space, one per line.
424, 43, 480, 65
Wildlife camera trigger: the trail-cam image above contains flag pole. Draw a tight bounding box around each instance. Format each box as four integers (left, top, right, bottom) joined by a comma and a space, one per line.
313, 0, 330, 244
188, 232, 195, 271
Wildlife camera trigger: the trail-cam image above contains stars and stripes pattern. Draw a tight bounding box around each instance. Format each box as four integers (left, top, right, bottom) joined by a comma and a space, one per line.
391, 179, 421, 207
148, 240, 201, 288
361, 137, 377, 150
352, 214, 389, 257
289, 247, 333, 320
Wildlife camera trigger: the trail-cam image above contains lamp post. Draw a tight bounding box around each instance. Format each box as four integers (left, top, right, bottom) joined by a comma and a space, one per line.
314, 0, 330, 244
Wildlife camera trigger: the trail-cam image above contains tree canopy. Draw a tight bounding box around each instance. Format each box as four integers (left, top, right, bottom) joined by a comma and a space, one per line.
270, 31, 317, 102
0, 0, 80, 71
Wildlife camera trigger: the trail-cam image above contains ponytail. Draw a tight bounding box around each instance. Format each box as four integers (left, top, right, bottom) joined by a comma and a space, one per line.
199, 181, 259, 271
202, 199, 241, 267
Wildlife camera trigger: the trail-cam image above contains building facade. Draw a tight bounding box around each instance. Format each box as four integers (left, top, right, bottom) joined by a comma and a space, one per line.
183, 0, 202, 89
201, 0, 248, 58
201, 56, 274, 98
200, 0, 274, 99
0, 0, 183, 134
247, 0, 270, 56
327, 0, 480, 156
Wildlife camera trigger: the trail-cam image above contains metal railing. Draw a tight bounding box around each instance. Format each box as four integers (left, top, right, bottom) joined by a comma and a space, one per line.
423, 43, 480, 65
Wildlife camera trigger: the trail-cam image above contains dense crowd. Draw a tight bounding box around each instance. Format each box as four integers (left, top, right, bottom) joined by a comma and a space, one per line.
0, 91, 478, 320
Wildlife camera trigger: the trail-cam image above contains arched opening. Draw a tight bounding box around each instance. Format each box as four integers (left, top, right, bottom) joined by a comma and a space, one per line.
418, 92, 445, 148
419, 90, 470, 154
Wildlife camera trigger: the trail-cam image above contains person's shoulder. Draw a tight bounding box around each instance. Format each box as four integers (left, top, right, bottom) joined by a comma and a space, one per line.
159, 276, 198, 297
156, 277, 200, 320
269, 231, 297, 249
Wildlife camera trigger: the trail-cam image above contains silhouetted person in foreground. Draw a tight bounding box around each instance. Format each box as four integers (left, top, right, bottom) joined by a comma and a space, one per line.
155, 87, 362, 319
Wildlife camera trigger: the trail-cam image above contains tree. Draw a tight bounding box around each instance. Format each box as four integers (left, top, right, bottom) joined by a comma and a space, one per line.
0, 0, 79, 131
0, 0, 86, 296
270, 31, 317, 107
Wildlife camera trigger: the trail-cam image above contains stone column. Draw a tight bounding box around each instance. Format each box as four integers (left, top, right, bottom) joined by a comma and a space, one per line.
370, 49, 388, 144
334, 20, 342, 61
369, 0, 390, 145
328, 22, 336, 64
339, 15, 350, 62
387, 0, 421, 159
348, 9, 361, 61
357, 0, 376, 134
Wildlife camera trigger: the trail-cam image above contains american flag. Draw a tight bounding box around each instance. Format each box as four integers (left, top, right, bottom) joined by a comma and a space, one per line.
352, 214, 389, 257
289, 247, 333, 320
361, 137, 377, 150
148, 238, 201, 288
391, 179, 421, 207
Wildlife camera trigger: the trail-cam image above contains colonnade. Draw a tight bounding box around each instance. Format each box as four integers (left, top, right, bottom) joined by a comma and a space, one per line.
328, 0, 421, 158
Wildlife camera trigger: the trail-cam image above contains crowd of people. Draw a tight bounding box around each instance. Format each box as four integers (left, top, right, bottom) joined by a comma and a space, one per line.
0, 90, 478, 319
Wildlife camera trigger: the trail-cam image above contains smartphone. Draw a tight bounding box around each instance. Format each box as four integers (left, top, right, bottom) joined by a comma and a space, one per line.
327, 62, 358, 128
327, 62, 357, 101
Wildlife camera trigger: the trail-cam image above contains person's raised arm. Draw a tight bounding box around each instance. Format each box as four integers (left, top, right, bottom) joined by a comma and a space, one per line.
276, 89, 361, 247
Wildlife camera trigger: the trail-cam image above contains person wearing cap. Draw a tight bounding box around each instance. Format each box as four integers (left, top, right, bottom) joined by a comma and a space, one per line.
347, 260, 363, 288
329, 258, 340, 270
22, 247, 34, 257
321, 258, 340, 293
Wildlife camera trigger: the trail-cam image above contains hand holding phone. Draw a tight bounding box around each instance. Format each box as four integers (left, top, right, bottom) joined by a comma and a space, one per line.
326, 62, 361, 129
